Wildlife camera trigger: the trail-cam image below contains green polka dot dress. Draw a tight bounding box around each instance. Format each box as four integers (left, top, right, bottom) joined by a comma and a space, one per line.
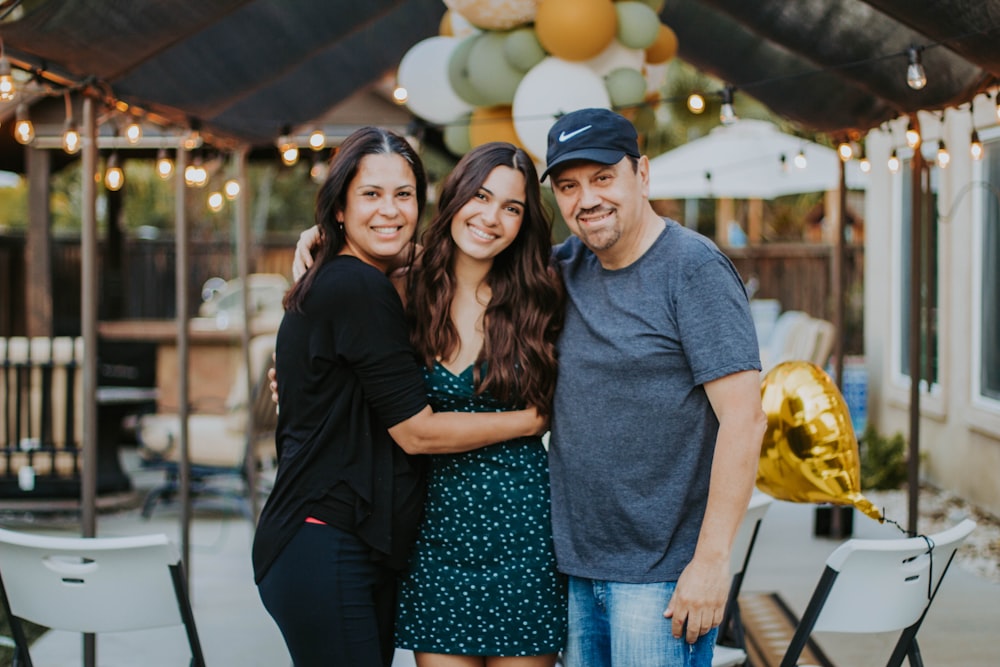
395, 362, 567, 656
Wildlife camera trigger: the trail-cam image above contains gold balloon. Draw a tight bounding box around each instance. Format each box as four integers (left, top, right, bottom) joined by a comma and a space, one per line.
468, 105, 524, 149
758, 361, 882, 521
535, 0, 617, 62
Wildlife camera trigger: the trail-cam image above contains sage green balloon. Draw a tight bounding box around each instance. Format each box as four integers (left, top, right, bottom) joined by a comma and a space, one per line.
615, 1, 660, 49
444, 117, 472, 156
466, 31, 525, 106
449, 34, 494, 107
605, 67, 647, 107
504, 27, 547, 72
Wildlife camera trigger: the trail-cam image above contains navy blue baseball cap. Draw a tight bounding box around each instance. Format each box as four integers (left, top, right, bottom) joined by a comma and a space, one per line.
540, 108, 640, 182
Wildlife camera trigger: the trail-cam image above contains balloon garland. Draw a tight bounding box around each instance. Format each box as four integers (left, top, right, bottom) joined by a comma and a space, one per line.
396, 0, 678, 159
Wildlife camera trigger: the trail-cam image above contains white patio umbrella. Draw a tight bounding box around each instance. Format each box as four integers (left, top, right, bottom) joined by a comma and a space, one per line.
648, 119, 866, 200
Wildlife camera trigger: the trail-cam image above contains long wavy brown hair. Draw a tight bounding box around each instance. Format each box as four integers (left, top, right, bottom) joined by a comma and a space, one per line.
407, 142, 564, 416
283, 126, 427, 313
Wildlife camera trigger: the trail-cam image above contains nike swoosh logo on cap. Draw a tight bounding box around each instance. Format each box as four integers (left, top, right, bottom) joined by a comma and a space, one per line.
558, 125, 593, 142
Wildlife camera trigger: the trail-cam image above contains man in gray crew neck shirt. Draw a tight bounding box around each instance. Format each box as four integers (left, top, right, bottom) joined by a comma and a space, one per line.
542, 108, 766, 667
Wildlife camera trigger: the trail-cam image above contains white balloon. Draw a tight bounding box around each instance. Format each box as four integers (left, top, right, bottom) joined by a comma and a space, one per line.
512, 57, 611, 162
397, 37, 473, 125
583, 39, 645, 77
644, 62, 669, 94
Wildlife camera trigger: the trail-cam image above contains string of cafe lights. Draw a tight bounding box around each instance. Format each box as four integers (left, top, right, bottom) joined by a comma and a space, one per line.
2, 31, 999, 209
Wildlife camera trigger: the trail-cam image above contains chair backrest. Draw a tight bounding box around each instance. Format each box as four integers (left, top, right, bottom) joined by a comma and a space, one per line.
813, 519, 977, 634
0, 527, 205, 665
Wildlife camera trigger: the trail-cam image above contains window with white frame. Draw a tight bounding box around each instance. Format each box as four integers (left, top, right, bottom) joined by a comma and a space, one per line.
979, 137, 1000, 402
898, 156, 939, 387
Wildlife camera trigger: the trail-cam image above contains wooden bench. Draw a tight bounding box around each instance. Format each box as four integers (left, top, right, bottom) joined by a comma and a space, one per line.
0, 337, 85, 499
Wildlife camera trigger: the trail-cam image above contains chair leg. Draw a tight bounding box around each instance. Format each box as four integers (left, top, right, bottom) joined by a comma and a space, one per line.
169, 563, 207, 667
1, 575, 35, 667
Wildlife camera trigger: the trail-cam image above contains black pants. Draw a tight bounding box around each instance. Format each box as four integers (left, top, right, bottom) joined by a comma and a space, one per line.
258, 522, 397, 667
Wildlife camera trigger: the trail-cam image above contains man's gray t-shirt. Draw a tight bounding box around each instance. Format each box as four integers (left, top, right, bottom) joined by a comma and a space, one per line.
549, 218, 760, 583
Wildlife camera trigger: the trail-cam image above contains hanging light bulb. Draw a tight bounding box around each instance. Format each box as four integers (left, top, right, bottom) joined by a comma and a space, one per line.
14, 103, 34, 145
0, 43, 15, 102
905, 47, 927, 90
392, 85, 408, 105
224, 178, 241, 200
837, 141, 853, 162
207, 192, 225, 212
62, 119, 81, 154
936, 140, 950, 169
793, 149, 807, 169
104, 152, 125, 191
61, 92, 81, 154
686, 92, 706, 114
124, 119, 143, 144
970, 129, 984, 161
719, 86, 737, 125
156, 148, 174, 179
310, 156, 329, 184
183, 120, 203, 151
859, 145, 871, 173
308, 128, 325, 150
888, 149, 901, 173
905, 121, 921, 149
184, 154, 208, 188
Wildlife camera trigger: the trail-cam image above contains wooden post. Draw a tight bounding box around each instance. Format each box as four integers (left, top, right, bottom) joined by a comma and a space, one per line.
25, 146, 53, 337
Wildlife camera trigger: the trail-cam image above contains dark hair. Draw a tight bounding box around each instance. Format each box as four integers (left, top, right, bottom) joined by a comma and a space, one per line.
407, 142, 564, 415
283, 126, 427, 312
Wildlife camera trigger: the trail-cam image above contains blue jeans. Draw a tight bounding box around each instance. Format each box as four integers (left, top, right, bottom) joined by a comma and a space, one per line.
563, 576, 718, 667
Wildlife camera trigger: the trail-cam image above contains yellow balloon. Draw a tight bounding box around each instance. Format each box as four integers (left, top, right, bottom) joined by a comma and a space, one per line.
468, 105, 524, 149
535, 0, 617, 61
645, 23, 678, 64
758, 361, 883, 522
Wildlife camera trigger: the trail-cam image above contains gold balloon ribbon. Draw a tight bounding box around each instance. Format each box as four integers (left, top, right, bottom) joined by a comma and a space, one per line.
757, 361, 883, 522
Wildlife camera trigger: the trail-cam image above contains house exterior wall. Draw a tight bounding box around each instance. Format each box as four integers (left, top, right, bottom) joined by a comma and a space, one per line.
864, 92, 1000, 518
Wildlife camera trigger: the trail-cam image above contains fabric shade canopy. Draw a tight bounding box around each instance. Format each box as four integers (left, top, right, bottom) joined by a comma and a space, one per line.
647, 120, 867, 200
1, 0, 998, 158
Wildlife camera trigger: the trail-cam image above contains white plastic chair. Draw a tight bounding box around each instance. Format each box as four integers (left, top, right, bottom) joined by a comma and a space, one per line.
0, 527, 206, 666
712, 492, 773, 667
778, 519, 976, 667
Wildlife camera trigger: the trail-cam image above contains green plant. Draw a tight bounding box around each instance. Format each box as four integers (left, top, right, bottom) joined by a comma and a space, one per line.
859, 424, 908, 490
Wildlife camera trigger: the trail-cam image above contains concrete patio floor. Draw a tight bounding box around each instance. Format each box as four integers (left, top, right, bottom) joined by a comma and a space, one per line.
4, 447, 998, 666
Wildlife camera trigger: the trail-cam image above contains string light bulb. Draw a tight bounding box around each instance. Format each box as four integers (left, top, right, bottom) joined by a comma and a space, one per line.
14, 104, 34, 145
859, 146, 871, 174
183, 120, 203, 151
970, 129, 983, 161
686, 92, 706, 114
719, 86, 737, 125
793, 149, 807, 169
156, 148, 174, 179
207, 192, 225, 212
392, 85, 408, 105
224, 178, 240, 200
905, 47, 927, 90
124, 119, 143, 144
309, 128, 325, 150
61, 92, 80, 154
184, 155, 208, 188
888, 149, 900, 173
837, 141, 853, 162
104, 152, 125, 191
278, 128, 299, 166
905, 120, 921, 149
0, 41, 15, 102
936, 139, 950, 169
62, 119, 81, 154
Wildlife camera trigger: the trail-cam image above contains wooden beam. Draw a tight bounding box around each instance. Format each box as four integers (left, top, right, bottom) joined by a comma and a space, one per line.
25, 147, 53, 338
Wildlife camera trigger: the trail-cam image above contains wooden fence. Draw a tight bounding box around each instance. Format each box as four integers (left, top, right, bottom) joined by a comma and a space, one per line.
0, 234, 864, 352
